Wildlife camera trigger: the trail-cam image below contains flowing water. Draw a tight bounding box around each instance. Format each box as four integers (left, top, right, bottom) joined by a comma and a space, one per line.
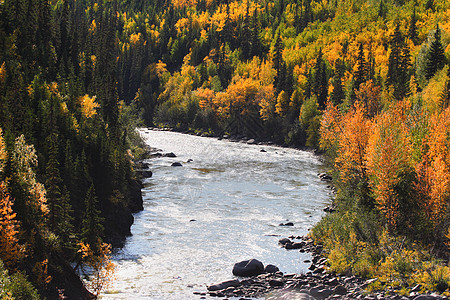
102, 129, 331, 299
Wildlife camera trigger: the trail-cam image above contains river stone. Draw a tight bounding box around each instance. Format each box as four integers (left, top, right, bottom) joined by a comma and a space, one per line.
232, 259, 264, 277
285, 242, 303, 249
264, 264, 279, 273
278, 238, 292, 245
269, 279, 284, 287
171, 162, 183, 167
310, 287, 333, 298
333, 285, 347, 295
207, 279, 241, 291
164, 152, 177, 157
247, 139, 256, 144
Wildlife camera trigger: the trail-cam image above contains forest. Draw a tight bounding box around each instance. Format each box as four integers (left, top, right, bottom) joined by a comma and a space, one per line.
0, 0, 449, 298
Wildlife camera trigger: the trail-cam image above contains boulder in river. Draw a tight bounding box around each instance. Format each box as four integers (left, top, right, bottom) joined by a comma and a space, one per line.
171, 162, 183, 167
318, 173, 332, 181
139, 170, 153, 178
247, 139, 256, 144
278, 238, 292, 245
164, 152, 177, 157
207, 279, 241, 291
279, 222, 294, 226
232, 259, 264, 277
264, 264, 279, 273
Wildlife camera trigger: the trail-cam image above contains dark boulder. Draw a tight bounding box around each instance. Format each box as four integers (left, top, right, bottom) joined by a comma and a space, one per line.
232, 259, 264, 277
207, 279, 241, 291
269, 279, 284, 287
285, 242, 303, 250
279, 222, 294, 226
318, 173, 332, 181
278, 238, 292, 245
138, 170, 153, 178
164, 152, 177, 157
264, 264, 279, 273
171, 162, 183, 167
260, 149, 267, 152
333, 285, 347, 295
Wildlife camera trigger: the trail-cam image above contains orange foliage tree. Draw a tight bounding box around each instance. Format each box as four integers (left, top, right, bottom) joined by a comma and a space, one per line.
321, 101, 371, 196
416, 107, 450, 226
365, 101, 413, 231
0, 129, 24, 270
0, 182, 24, 270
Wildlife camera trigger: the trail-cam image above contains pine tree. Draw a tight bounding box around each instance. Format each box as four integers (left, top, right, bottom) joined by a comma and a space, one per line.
240, 8, 251, 60
249, 10, 261, 58
273, 34, 284, 91
378, 0, 387, 18
331, 59, 345, 105
425, 24, 445, 80
45, 133, 62, 232
408, 8, 419, 45
354, 43, 367, 89
314, 49, 328, 110
387, 24, 410, 100
81, 184, 104, 250
440, 67, 450, 109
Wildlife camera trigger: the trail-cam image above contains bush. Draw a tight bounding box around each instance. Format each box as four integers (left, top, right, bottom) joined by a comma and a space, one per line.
0, 260, 40, 300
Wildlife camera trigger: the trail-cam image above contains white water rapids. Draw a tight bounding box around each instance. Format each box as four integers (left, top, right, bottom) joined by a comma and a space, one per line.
102, 129, 331, 299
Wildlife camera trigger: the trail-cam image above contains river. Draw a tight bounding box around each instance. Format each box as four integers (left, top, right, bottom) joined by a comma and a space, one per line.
102, 129, 331, 299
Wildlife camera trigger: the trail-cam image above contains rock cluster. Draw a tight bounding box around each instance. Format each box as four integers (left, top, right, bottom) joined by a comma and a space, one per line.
198, 237, 448, 300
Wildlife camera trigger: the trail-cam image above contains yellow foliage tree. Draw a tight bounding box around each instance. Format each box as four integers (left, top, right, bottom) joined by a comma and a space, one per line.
78, 241, 115, 297
79, 95, 100, 119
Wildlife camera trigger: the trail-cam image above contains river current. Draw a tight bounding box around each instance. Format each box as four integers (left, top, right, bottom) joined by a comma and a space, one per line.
102, 129, 331, 299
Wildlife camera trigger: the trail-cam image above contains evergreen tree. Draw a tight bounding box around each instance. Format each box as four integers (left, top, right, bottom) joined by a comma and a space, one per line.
45, 133, 62, 232
378, 0, 387, 18
314, 49, 328, 110
240, 8, 252, 60
331, 59, 345, 105
354, 43, 367, 89
387, 24, 411, 100
249, 10, 262, 58
81, 184, 104, 250
408, 7, 419, 45
440, 67, 450, 109
425, 24, 445, 80
273, 34, 284, 91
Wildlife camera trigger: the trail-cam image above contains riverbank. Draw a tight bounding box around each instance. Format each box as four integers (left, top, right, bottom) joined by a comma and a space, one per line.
200, 234, 448, 300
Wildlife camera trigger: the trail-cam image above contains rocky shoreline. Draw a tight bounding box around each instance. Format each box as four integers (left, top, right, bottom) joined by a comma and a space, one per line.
198, 236, 448, 300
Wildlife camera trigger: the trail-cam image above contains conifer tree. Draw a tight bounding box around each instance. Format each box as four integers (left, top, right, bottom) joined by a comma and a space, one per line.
240, 8, 251, 60
440, 67, 450, 109
81, 184, 104, 250
378, 0, 387, 18
387, 24, 410, 100
249, 10, 261, 58
425, 24, 445, 80
354, 43, 367, 89
45, 133, 62, 232
408, 8, 419, 45
331, 59, 345, 105
314, 49, 328, 110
